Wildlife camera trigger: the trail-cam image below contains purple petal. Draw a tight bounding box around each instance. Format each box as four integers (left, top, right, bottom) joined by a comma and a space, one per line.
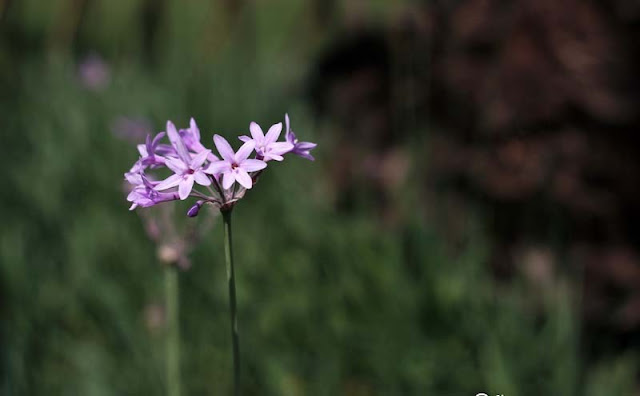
165, 156, 188, 174
207, 152, 220, 162
235, 140, 256, 162
270, 141, 295, 155
137, 144, 148, 157
265, 153, 284, 162
296, 142, 317, 150
264, 122, 282, 144
213, 134, 235, 162
189, 118, 200, 141
155, 144, 175, 156
222, 172, 235, 189
249, 122, 264, 142
178, 175, 195, 200
141, 174, 156, 189
204, 160, 231, 175
127, 189, 142, 202
235, 168, 253, 189
145, 134, 153, 150
125, 171, 142, 185
194, 171, 211, 186
240, 159, 267, 172
286, 129, 296, 144
167, 120, 191, 163
190, 149, 211, 169
238, 135, 252, 143
300, 152, 315, 161
151, 132, 166, 148
155, 174, 182, 190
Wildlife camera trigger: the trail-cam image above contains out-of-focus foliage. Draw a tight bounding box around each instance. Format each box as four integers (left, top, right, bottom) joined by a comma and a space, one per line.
1, 0, 637, 395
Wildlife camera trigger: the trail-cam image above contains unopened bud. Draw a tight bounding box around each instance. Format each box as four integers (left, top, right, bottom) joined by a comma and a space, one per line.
187, 200, 204, 217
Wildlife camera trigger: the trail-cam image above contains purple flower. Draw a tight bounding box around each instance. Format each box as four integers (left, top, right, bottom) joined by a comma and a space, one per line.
285, 114, 316, 161
206, 135, 266, 189
137, 132, 167, 168
155, 121, 213, 200
179, 118, 219, 162
239, 122, 293, 162
126, 173, 180, 210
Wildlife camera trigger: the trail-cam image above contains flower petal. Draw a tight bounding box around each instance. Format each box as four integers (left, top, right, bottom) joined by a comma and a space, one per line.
190, 149, 211, 169
266, 153, 284, 161
235, 140, 255, 162
155, 174, 182, 190
125, 171, 142, 185
179, 175, 195, 200
300, 152, 315, 161
249, 122, 264, 142
207, 152, 220, 162
222, 172, 235, 189
213, 134, 235, 162
165, 156, 188, 174
137, 144, 148, 157
270, 141, 295, 155
235, 168, 253, 189
297, 142, 317, 150
264, 122, 282, 144
204, 160, 231, 175
155, 144, 175, 156
151, 132, 166, 148
141, 174, 156, 189
238, 135, 252, 143
286, 129, 296, 144
189, 118, 200, 141
167, 120, 191, 163
194, 171, 211, 186
240, 159, 267, 172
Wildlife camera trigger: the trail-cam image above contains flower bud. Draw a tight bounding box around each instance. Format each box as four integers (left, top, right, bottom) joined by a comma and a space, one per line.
187, 200, 204, 217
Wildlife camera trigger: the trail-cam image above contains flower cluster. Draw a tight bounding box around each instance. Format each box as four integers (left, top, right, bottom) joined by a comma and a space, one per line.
125, 115, 316, 215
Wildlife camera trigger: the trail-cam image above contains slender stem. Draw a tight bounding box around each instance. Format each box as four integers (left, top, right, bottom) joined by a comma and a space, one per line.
164, 264, 181, 396
212, 177, 227, 204
222, 209, 240, 395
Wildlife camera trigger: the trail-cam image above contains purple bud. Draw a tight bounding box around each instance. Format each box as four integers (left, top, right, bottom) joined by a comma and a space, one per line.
187, 201, 204, 217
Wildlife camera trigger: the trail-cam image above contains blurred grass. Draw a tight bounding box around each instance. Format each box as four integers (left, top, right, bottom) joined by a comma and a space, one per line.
1, 0, 637, 395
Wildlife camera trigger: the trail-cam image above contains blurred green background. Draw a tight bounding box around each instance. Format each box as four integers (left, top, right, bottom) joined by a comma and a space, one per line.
2, 0, 639, 395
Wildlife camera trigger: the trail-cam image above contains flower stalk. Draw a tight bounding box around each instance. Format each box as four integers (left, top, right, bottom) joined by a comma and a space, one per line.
222, 208, 240, 395
164, 263, 181, 396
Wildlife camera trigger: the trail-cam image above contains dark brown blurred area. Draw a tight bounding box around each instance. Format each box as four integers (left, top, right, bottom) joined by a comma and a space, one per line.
311, 0, 640, 360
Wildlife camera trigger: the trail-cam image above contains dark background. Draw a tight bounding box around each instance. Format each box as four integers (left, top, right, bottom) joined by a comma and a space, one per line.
1, 0, 639, 394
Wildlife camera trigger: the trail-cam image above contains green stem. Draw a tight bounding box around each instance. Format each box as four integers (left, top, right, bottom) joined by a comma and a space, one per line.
222, 209, 240, 396
164, 263, 181, 396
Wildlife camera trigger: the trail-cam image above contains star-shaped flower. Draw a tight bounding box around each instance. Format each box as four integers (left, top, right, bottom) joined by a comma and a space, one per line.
206, 135, 267, 189
126, 172, 179, 210
137, 131, 167, 168
285, 114, 316, 161
239, 122, 293, 161
154, 121, 213, 200
179, 118, 219, 162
